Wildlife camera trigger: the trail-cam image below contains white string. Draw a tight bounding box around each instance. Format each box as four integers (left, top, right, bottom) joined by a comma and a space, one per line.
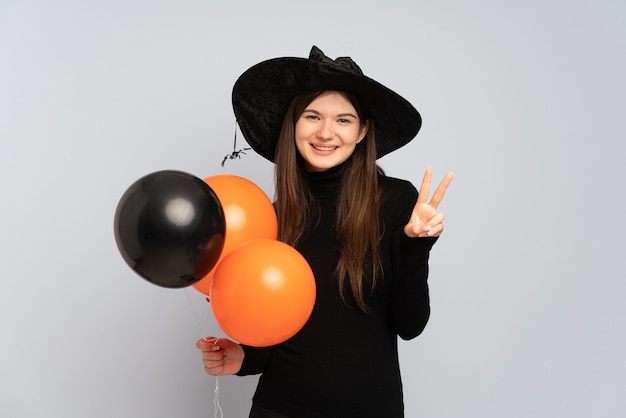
214, 374, 224, 418
184, 288, 205, 336
184, 289, 225, 418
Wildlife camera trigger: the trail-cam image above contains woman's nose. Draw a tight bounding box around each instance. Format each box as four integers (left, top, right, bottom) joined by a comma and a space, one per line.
316, 122, 334, 140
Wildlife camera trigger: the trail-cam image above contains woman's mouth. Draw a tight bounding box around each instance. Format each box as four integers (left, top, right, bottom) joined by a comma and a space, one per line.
311, 144, 338, 151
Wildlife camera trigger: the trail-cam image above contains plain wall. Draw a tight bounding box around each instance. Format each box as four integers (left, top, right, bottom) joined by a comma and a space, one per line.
1, 0, 625, 417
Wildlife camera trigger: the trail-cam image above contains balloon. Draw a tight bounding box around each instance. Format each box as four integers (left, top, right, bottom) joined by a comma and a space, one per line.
192, 175, 277, 295
210, 239, 316, 347
114, 170, 226, 288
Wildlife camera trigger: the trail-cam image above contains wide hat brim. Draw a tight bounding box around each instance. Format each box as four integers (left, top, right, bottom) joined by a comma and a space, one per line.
232, 46, 422, 162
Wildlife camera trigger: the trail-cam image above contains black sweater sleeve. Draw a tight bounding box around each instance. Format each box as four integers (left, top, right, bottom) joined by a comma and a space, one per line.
384, 178, 438, 340
390, 233, 437, 339
236, 345, 273, 376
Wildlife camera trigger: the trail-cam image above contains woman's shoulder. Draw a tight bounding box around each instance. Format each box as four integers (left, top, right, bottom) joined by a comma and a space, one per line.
379, 175, 418, 222
380, 175, 418, 197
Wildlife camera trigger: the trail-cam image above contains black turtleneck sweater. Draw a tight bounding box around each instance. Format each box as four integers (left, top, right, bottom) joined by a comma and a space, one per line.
237, 165, 437, 418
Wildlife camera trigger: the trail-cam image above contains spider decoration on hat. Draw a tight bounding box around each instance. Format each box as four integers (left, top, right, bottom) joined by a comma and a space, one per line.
221, 124, 251, 167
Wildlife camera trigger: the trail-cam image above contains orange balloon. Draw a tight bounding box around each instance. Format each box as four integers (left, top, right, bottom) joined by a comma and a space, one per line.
210, 239, 316, 347
193, 175, 277, 295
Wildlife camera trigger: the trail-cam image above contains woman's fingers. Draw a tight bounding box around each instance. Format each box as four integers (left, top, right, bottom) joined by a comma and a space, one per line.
428, 172, 454, 209
196, 337, 224, 375
203, 351, 227, 375
196, 337, 244, 376
407, 211, 446, 237
417, 168, 453, 209
417, 168, 432, 205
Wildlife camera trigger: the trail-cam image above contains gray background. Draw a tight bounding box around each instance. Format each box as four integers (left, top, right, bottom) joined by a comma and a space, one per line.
1, 0, 624, 417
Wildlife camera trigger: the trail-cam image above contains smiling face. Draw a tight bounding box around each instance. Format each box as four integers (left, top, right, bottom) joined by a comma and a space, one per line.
295, 91, 369, 172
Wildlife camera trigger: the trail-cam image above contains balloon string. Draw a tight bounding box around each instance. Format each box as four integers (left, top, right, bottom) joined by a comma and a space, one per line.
184, 288, 205, 336
211, 329, 224, 418
205, 334, 224, 418
183, 289, 225, 418
214, 375, 224, 418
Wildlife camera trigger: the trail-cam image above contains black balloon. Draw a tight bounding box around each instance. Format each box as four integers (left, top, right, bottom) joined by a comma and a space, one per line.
114, 170, 226, 288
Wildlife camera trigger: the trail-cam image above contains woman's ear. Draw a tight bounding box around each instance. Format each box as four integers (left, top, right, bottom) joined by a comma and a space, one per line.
357, 120, 369, 144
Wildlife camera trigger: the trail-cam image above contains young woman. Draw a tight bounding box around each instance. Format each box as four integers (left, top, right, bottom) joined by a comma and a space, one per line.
196, 46, 453, 418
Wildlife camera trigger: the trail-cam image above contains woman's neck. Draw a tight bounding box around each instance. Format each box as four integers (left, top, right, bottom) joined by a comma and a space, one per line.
303, 160, 349, 201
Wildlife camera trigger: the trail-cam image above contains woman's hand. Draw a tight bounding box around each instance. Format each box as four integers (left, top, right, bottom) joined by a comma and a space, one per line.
404, 168, 453, 238
196, 337, 244, 376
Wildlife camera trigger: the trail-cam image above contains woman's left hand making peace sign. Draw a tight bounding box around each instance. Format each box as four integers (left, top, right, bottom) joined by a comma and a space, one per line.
404, 168, 454, 239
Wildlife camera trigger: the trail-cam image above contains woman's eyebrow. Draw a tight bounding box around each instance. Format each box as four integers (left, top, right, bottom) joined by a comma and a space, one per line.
302, 108, 357, 118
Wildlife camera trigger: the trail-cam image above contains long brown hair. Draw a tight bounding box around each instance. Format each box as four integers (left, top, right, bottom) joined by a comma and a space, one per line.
274, 90, 383, 312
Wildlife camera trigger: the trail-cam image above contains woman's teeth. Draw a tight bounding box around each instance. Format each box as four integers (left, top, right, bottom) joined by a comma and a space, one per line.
312, 145, 337, 151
